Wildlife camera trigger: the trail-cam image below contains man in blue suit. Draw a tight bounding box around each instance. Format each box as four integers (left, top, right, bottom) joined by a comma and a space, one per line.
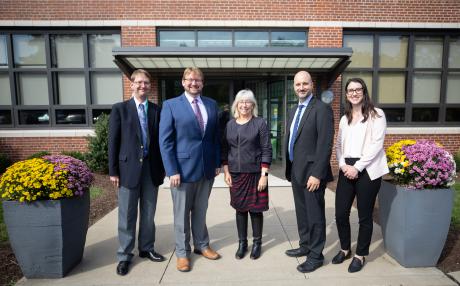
108, 69, 166, 276
159, 67, 221, 272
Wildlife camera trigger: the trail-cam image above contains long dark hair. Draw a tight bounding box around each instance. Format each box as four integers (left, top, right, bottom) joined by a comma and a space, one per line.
344, 77, 380, 124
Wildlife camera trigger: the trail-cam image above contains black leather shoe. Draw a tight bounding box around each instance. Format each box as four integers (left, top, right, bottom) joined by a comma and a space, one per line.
139, 251, 166, 262
235, 240, 248, 259
116, 261, 130, 276
348, 257, 365, 273
285, 247, 309, 257
331, 250, 352, 264
296, 259, 323, 273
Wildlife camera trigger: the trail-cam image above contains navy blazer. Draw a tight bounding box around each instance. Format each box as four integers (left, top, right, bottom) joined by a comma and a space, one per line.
159, 93, 220, 183
108, 98, 165, 188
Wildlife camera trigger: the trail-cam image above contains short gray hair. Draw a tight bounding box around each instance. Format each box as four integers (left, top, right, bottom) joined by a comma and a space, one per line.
231, 89, 258, 118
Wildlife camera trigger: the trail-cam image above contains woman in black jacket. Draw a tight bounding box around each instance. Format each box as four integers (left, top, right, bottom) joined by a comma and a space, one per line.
222, 89, 272, 260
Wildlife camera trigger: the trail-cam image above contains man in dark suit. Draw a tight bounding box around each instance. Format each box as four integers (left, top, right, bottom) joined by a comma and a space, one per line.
284, 71, 334, 273
159, 67, 221, 272
108, 69, 166, 276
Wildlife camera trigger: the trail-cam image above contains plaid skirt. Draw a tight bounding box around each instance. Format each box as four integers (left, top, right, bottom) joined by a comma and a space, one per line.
229, 172, 269, 213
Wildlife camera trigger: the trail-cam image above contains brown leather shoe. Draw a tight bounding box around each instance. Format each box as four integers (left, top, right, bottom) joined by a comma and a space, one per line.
194, 247, 221, 260
176, 257, 190, 272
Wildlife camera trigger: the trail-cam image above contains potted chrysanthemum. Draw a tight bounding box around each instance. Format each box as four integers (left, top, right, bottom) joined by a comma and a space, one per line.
0, 155, 94, 278
379, 139, 456, 267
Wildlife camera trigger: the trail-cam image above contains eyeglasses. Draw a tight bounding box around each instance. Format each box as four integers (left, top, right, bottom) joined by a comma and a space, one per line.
184, 78, 203, 84
238, 100, 253, 105
133, 81, 151, 86
346, 87, 363, 94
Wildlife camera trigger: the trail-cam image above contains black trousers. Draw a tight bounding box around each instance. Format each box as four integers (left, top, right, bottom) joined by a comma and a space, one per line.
335, 158, 382, 256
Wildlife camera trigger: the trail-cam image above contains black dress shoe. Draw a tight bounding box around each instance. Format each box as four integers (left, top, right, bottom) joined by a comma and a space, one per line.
331, 250, 352, 264
116, 261, 131, 276
139, 251, 166, 262
285, 247, 309, 257
296, 259, 323, 273
348, 257, 365, 273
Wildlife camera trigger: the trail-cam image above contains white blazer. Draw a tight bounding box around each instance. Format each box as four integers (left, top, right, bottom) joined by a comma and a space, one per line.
336, 108, 389, 181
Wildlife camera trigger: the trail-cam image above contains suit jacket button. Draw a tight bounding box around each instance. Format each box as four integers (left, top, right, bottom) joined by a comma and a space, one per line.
140, 158, 143, 163
141, 145, 144, 149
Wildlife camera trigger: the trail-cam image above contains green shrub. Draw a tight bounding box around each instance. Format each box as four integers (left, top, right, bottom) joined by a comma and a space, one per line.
0, 153, 12, 174
86, 113, 109, 173
454, 149, 460, 172
452, 182, 460, 230
26, 151, 51, 160
61, 150, 86, 162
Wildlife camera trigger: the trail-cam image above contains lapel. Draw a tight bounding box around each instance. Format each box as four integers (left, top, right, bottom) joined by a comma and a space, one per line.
128, 98, 142, 143
295, 96, 316, 141
286, 106, 297, 138
147, 101, 155, 135
201, 96, 212, 138
179, 94, 203, 136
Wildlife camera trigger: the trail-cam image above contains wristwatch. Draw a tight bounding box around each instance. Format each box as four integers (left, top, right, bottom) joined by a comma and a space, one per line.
263, 172, 269, 177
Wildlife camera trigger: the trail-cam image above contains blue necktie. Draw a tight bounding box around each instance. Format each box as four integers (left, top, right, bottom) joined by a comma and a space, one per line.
138, 104, 148, 158
289, 105, 305, 162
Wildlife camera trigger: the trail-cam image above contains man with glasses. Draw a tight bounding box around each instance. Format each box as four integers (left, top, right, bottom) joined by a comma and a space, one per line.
160, 67, 221, 272
109, 69, 166, 276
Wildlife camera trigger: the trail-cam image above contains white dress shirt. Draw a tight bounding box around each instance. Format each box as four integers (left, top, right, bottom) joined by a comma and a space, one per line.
184, 92, 208, 132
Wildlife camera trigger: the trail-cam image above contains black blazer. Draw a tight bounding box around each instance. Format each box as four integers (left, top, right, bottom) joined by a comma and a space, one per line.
285, 97, 334, 185
108, 98, 165, 188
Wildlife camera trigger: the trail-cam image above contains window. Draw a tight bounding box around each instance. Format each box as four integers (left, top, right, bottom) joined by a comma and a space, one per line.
343, 31, 460, 125
0, 30, 121, 128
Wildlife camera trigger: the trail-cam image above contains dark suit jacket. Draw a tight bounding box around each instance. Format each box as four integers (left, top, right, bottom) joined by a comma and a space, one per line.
285, 96, 334, 185
159, 93, 220, 183
108, 98, 165, 188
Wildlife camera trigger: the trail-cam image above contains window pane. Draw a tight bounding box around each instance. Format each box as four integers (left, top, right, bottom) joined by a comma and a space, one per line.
412, 108, 438, 122
18, 110, 49, 125
56, 109, 86, 124
342, 72, 373, 99
235, 31, 269, 47
446, 108, 460, 122
379, 36, 408, 68
89, 34, 121, 68
271, 31, 306, 47
0, 110, 12, 125
91, 73, 122, 104
412, 72, 441, 104
449, 37, 460, 68
0, 35, 7, 67
414, 36, 443, 68
378, 73, 406, 104
382, 108, 405, 122
198, 31, 231, 47
0, 74, 11, 105
51, 35, 84, 68
92, 109, 111, 123
13, 34, 46, 68
343, 35, 373, 68
159, 31, 195, 47
57, 73, 86, 105
447, 72, 460, 103
18, 73, 49, 105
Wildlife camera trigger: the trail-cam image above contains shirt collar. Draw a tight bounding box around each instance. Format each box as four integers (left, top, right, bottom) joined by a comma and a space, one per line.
184, 92, 201, 104
299, 94, 313, 107
133, 96, 147, 109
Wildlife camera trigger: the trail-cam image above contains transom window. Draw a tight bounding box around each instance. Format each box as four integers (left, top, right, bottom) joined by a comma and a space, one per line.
343, 31, 460, 125
0, 29, 122, 128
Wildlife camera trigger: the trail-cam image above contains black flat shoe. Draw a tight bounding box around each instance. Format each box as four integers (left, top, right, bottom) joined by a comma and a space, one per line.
139, 250, 166, 262
296, 259, 323, 273
116, 261, 131, 276
331, 250, 352, 264
348, 257, 365, 273
285, 247, 309, 257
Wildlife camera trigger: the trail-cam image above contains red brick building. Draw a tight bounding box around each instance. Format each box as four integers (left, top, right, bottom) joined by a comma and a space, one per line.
1, 0, 459, 168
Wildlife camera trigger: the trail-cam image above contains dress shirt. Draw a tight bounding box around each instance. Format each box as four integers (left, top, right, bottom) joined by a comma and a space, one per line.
184, 92, 208, 131
288, 94, 313, 156
343, 118, 366, 158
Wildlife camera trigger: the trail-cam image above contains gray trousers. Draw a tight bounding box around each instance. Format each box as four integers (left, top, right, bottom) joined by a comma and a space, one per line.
117, 161, 159, 262
171, 177, 214, 258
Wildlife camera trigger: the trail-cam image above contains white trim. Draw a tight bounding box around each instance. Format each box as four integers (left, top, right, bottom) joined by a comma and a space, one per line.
1, 20, 459, 29
387, 127, 460, 135
0, 129, 95, 137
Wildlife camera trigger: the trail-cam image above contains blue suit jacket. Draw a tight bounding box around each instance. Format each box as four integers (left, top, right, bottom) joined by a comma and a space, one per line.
159, 93, 221, 183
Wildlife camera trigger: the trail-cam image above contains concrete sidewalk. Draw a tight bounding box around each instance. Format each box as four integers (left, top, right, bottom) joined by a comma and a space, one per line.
16, 174, 457, 286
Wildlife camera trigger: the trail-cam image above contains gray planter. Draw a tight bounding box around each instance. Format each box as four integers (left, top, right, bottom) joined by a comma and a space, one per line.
378, 181, 453, 267
2, 191, 90, 278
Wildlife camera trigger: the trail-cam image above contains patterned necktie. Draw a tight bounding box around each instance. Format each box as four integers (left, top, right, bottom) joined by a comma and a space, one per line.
289, 105, 305, 162
138, 104, 148, 158
192, 98, 205, 134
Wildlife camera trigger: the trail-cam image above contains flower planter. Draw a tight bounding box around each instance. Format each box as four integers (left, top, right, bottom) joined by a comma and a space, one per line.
2, 191, 90, 278
378, 181, 453, 267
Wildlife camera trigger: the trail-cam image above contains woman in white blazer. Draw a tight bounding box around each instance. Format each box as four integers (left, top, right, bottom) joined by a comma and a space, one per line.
332, 78, 389, 273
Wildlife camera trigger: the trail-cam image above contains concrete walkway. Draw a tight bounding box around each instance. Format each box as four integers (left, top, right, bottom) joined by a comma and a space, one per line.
16, 174, 457, 286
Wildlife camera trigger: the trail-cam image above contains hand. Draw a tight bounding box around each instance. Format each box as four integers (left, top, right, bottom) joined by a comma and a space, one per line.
257, 176, 268, 192
170, 174, 181, 188
224, 172, 232, 187
109, 176, 119, 188
343, 165, 359, 180
215, 168, 221, 177
306, 176, 320, 192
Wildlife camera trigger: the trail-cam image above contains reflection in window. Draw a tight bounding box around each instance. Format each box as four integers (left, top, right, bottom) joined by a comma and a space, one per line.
198, 31, 231, 47
0, 110, 12, 125
449, 37, 460, 68
271, 31, 306, 47
91, 73, 122, 104
412, 108, 438, 122
51, 35, 84, 68
89, 34, 121, 68
17, 73, 49, 105
13, 35, 46, 68
0, 74, 11, 105
379, 36, 408, 68
343, 35, 373, 68
159, 31, 195, 47
412, 72, 441, 104
235, 31, 269, 47
382, 108, 405, 122
378, 73, 406, 104
446, 108, 460, 122
0, 35, 7, 67
447, 72, 460, 103
18, 110, 49, 125
57, 73, 86, 105
56, 109, 86, 125
92, 109, 111, 123
414, 36, 443, 68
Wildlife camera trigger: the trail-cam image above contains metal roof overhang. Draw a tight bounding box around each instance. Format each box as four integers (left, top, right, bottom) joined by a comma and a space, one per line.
113, 47, 352, 87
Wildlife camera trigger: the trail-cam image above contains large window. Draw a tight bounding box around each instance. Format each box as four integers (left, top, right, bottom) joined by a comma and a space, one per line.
159, 29, 307, 48
0, 29, 122, 128
343, 31, 460, 125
